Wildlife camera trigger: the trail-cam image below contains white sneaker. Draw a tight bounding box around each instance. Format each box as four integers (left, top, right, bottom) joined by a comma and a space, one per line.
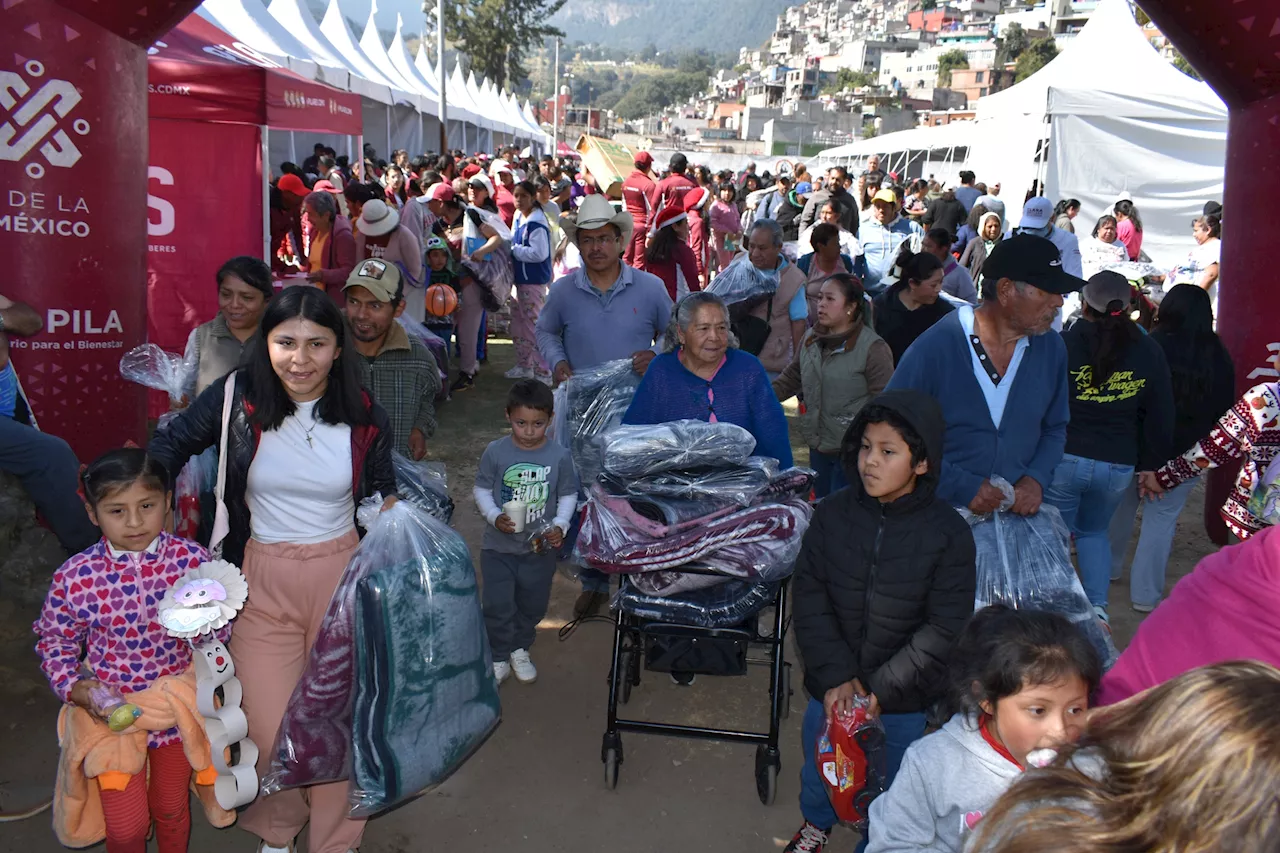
504, 366, 534, 379
509, 649, 537, 683
256, 843, 295, 853
493, 660, 512, 684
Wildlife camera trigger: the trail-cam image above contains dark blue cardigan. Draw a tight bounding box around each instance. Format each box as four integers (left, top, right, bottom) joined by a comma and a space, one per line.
623, 349, 795, 468
886, 311, 1068, 507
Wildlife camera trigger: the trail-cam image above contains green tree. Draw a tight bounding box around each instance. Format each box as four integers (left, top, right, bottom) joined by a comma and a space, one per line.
937, 49, 969, 87
921, 0, 938, 9
733, 63, 752, 74
995, 22, 1028, 65
823, 67, 875, 94
1015, 37, 1058, 81
1172, 51, 1203, 81
445, 0, 566, 89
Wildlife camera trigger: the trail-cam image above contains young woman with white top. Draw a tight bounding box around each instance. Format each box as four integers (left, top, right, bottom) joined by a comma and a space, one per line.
149, 286, 396, 853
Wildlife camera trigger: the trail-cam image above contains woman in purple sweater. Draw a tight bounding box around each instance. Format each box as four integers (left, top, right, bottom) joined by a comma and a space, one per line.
623, 292, 793, 467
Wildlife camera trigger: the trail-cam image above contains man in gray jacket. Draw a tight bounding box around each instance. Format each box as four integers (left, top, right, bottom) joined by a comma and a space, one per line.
799, 166, 859, 233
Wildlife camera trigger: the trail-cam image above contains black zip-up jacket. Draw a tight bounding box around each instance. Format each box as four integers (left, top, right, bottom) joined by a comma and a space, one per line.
148, 371, 397, 567
792, 389, 977, 712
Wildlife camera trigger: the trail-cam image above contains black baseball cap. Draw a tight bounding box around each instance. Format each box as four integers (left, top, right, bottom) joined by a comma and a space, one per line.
982, 234, 1085, 295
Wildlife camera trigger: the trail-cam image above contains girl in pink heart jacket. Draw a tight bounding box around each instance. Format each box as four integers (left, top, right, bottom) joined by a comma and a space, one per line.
33, 448, 220, 853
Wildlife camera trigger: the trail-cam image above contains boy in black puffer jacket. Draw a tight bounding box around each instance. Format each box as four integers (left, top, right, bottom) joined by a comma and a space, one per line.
784, 389, 976, 853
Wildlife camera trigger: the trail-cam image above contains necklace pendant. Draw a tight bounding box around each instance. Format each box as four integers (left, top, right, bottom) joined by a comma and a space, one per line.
305, 434, 314, 449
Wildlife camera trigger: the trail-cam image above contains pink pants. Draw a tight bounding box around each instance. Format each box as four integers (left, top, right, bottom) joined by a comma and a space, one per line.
456, 280, 485, 377
512, 284, 549, 372
232, 531, 364, 853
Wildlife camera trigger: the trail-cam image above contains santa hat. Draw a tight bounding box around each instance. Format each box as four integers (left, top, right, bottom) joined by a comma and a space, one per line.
683, 187, 712, 211
650, 205, 688, 238
460, 163, 483, 179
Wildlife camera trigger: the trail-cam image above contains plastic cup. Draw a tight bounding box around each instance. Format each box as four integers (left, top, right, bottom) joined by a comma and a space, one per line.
503, 500, 528, 533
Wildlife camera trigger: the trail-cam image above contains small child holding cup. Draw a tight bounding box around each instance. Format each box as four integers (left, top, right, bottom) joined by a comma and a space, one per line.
473, 379, 579, 685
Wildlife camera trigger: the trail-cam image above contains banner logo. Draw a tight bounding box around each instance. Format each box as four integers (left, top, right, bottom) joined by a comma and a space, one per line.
282, 90, 326, 109
0, 60, 90, 180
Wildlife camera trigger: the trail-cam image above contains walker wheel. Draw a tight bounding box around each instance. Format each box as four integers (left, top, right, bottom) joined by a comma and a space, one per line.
604, 748, 620, 790
755, 744, 780, 805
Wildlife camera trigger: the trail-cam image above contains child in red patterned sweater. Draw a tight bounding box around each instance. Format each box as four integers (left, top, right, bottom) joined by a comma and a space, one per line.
34, 448, 219, 853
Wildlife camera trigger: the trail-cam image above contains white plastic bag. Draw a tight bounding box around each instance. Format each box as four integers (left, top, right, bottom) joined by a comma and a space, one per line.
119, 343, 195, 404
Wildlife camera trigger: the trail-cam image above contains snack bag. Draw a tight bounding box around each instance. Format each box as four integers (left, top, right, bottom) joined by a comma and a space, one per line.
815, 695, 886, 829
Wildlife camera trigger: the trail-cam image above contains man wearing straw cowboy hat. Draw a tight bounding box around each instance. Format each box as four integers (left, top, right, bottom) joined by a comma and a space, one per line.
536, 194, 674, 617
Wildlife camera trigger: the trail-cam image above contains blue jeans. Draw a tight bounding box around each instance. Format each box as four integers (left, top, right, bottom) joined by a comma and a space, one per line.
0, 416, 99, 554
1109, 476, 1196, 608
809, 449, 848, 500
799, 697, 926, 845
1044, 453, 1134, 609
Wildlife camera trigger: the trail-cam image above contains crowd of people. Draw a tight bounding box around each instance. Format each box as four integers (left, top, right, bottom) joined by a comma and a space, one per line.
6, 138, 1276, 853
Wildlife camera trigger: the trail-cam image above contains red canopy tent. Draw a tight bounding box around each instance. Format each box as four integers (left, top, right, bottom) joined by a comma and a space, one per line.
145, 14, 361, 389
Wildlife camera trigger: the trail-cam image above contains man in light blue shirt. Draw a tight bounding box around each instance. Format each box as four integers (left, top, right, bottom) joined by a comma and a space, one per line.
535, 196, 673, 618
860, 189, 924, 294
537, 196, 673, 383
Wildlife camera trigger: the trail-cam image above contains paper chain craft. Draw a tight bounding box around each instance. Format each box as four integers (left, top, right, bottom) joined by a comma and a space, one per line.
157, 560, 257, 809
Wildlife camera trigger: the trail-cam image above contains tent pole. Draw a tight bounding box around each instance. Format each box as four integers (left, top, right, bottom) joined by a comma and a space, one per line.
261, 126, 271, 264
386, 109, 391, 158
436, 0, 448, 152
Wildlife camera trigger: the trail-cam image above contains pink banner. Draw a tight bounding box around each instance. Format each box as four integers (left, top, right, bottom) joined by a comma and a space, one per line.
1, 0, 149, 459
147, 118, 262, 414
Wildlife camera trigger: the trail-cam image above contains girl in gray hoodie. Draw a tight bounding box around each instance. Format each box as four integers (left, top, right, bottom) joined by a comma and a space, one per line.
865, 606, 1101, 853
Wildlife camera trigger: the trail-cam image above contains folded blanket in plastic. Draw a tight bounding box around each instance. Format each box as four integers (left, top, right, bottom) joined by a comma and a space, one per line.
968, 503, 1118, 669
614, 579, 781, 629
557, 358, 641, 485
578, 485, 812, 574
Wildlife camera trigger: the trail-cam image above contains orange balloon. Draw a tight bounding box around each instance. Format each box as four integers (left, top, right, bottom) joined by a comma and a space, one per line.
425, 284, 458, 317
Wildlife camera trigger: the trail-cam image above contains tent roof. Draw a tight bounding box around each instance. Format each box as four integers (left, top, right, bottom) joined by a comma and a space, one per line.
265, 0, 391, 103
413, 46, 478, 125
358, 5, 429, 112
149, 13, 361, 134
451, 61, 490, 129
196, 0, 320, 81
977, 0, 1225, 121
318, 0, 416, 106
387, 15, 438, 100
817, 121, 976, 159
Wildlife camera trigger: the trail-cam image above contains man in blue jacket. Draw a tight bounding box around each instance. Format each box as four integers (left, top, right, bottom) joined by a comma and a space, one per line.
887, 235, 1083, 516
860, 188, 923, 294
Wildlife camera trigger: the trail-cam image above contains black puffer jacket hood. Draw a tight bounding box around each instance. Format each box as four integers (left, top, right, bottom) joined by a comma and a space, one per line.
792, 388, 975, 713
840, 388, 946, 509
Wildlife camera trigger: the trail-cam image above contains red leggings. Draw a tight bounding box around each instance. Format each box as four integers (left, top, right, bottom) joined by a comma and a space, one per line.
99, 743, 192, 853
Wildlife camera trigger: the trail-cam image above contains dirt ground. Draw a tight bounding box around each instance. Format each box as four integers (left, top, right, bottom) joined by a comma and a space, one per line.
0, 339, 1221, 852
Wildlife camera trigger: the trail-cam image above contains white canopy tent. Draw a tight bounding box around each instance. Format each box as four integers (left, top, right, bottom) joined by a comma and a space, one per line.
265, 0, 386, 103
358, 6, 430, 156
816, 122, 976, 187
967, 0, 1225, 266
385, 14, 445, 151
416, 49, 473, 151
197, 0, 320, 81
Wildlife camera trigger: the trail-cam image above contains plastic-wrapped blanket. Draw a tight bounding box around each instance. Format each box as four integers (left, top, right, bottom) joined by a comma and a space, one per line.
119, 343, 194, 404
705, 254, 780, 306
579, 492, 811, 573
968, 503, 1118, 669
393, 452, 454, 524
615, 579, 781, 629
560, 359, 641, 485
628, 531, 807, 596
261, 511, 382, 794
348, 499, 500, 816
599, 420, 756, 478
600, 456, 780, 505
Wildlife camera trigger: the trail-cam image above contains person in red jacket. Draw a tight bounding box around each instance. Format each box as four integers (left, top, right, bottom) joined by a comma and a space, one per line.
656, 152, 696, 215
644, 205, 702, 301
622, 151, 660, 268
684, 187, 713, 288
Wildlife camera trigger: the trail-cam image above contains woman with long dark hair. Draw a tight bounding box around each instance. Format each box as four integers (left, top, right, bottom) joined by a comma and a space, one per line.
871, 247, 949, 364
1113, 199, 1143, 261
148, 286, 396, 853
1110, 285, 1234, 611
1053, 198, 1081, 233
774, 273, 893, 497
1044, 271, 1173, 625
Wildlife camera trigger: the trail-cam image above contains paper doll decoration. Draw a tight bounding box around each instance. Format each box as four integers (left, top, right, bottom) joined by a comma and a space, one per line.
157, 560, 247, 638
193, 638, 259, 808
158, 560, 257, 809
